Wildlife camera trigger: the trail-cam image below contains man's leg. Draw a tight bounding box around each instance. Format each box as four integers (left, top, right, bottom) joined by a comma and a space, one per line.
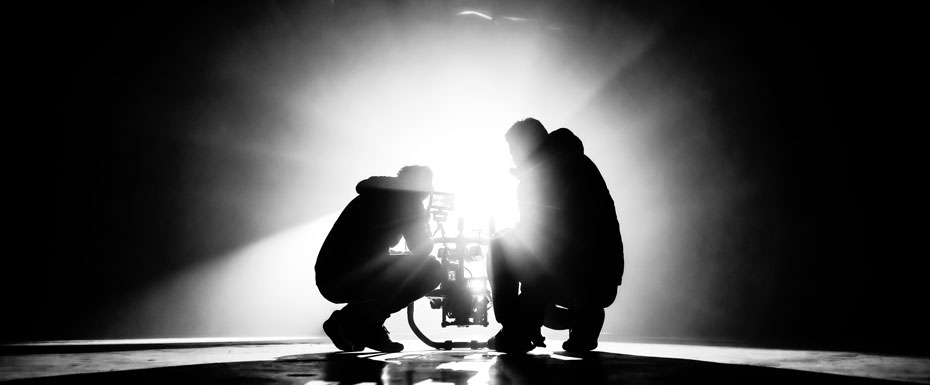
379, 254, 443, 315
516, 277, 555, 347
488, 237, 520, 325
561, 283, 616, 352
337, 254, 442, 352
487, 236, 553, 353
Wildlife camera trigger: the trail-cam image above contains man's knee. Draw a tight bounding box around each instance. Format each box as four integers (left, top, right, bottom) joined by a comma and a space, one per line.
317, 281, 355, 305
423, 258, 443, 288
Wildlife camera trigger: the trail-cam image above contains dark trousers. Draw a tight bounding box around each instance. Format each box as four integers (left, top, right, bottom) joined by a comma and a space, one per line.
318, 253, 443, 326
488, 235, 616, 338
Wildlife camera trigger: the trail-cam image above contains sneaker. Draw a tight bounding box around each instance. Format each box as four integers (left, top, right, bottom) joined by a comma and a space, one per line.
561, 307, 603, 353
530, 333, 547, 348
487, 328, 534, 354
323, 311, 363, 352
561, 335, 598, 353
357, 325, 404, 353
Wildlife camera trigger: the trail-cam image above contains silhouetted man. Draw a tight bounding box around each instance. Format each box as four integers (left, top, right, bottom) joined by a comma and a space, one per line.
316, 165, 443, 352
488, 118, 624, 353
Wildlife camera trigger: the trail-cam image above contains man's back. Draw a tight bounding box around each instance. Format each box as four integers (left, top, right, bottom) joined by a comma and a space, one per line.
316, 176, 431, 284
514, 128, 624, 286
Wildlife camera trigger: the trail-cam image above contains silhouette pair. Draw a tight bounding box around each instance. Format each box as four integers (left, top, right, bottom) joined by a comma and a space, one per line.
316, 118, 624, 353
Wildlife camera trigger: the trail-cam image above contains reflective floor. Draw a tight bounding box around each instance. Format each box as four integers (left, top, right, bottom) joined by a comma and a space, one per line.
2, 338, 928, 384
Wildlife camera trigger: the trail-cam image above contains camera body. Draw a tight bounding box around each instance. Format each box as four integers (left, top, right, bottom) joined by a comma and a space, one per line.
425, 192, 491, 327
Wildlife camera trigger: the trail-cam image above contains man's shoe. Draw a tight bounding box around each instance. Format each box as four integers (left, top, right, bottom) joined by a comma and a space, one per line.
487, 328, 534, 354
561, 306, 603, 352
562, 335, 598, 352
358, 325, 404, 353
323, 311, 363, 352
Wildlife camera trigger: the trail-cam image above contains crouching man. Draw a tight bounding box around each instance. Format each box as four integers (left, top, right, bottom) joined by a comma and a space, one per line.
488, 118, 624, 353
316, 165, 443, 352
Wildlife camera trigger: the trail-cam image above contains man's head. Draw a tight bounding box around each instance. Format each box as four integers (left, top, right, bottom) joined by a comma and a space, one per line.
396, 165, 434, 198
505, 118, 548, 167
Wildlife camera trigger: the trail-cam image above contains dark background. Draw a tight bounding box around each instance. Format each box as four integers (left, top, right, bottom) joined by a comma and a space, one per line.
7, 1, 925, 355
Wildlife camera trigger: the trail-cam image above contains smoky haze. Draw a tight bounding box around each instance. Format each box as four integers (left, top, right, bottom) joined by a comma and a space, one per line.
6, 1, 924, 355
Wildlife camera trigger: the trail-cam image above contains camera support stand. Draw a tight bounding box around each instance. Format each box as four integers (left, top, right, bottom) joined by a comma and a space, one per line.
407, 192, 494, 350
407, 301, 486, 350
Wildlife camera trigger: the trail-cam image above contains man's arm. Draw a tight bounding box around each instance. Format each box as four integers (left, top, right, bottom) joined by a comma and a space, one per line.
402, 202, 435, 256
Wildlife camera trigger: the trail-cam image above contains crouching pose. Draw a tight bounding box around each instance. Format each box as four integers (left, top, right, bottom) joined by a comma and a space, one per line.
488, 118, 624, 353
316, 165, 443, 352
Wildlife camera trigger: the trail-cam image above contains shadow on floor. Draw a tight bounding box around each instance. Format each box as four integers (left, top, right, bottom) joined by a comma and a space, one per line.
8, 350, 907, 384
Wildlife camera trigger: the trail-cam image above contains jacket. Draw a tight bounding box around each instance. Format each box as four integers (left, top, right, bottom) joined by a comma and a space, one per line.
512, 128, 624, 286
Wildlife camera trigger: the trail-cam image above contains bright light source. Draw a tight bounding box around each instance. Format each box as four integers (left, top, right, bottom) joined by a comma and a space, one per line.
457, 10, 493, 21
131, 6, 672, 340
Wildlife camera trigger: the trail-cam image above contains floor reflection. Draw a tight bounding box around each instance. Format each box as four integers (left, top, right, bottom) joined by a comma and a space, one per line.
274, 350, 904, 385
10, 348, 910, 384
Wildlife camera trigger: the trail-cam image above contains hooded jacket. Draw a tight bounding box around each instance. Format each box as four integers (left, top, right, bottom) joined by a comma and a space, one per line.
511, 128, 624, 286
316, 176, 434, 289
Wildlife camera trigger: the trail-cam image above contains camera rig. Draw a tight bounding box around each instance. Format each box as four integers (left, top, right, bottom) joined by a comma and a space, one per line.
406, 192, 494, 350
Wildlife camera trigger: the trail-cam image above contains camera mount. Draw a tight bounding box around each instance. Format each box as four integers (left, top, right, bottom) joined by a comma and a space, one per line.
406, 192, 494, 350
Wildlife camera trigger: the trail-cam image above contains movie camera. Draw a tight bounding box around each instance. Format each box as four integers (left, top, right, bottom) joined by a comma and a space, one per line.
406, 192, 494, 350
